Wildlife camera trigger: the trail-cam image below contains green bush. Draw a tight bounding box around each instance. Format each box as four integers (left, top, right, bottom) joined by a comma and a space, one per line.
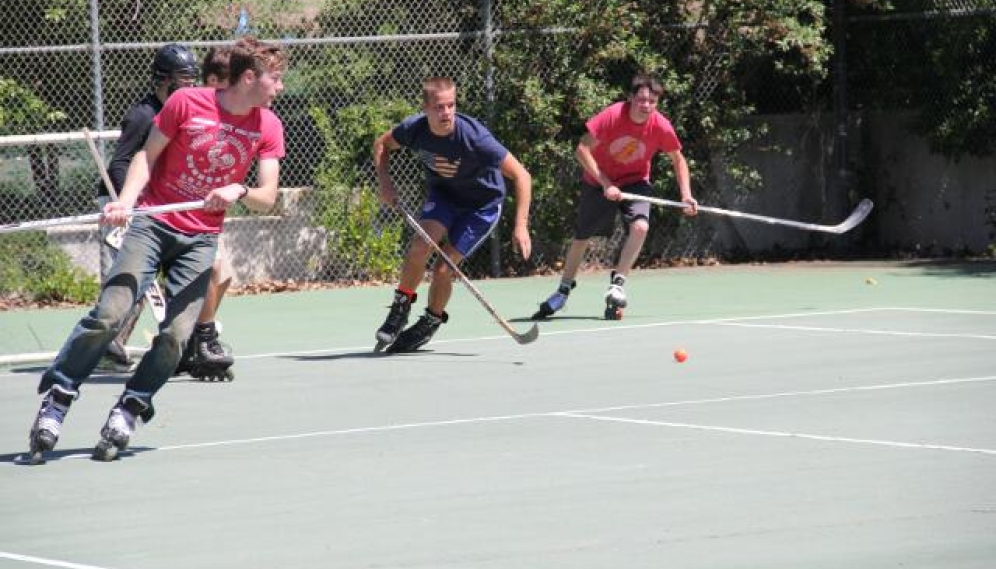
0, 233, 99, 304
309, 100, 412, 281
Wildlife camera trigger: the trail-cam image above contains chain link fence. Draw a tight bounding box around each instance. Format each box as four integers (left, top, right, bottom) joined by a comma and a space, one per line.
1, 0, 993, 305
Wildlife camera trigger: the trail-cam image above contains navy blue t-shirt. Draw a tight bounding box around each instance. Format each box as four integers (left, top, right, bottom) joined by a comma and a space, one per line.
392, 112, 509, 209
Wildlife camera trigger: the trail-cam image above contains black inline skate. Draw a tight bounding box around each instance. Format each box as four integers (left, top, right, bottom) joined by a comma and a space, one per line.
386, 309, 448, 353
374, 290, 415, 352
180, 322, 234, 381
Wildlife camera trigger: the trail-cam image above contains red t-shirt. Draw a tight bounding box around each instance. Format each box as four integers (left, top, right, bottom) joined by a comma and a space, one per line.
583, 101, 681, 187
139, 87, 285, 234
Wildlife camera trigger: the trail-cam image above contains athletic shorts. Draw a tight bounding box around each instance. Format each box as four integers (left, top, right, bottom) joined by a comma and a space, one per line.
420, 190, 502, 257
573, 180, 653, 239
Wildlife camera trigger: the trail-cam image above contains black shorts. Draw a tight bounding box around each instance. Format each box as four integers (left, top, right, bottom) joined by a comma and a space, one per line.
573, 181, 653, 239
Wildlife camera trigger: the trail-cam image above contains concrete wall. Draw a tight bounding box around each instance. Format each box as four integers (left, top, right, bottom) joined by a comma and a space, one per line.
710, 111, 994, 256
710, 114, 843, 254
863, 111, 995, 255
47, 188, 328, 287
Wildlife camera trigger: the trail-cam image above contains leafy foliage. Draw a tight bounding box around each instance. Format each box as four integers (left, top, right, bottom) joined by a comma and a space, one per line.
492, 0, 833, 266
0, 78, 67, 135
0, 233, 99, 304
309, 100, 412, 281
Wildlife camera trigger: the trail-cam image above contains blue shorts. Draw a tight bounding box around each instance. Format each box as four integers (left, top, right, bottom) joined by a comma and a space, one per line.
421, 191, 502, 257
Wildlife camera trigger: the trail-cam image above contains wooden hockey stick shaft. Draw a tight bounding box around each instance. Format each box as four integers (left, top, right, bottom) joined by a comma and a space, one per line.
396, 204, 539, 345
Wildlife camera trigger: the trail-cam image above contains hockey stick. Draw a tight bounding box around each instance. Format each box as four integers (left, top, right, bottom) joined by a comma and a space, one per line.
0, 201, 205, 234
619, 192, 874, 235
396, 204, 539, 345
82, 127, 169, 323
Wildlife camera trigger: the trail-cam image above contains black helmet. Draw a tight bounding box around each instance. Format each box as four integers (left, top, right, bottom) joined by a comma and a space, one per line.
151, 43, 199, 92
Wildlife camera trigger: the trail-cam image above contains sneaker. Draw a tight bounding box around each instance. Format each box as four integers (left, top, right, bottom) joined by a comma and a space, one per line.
386, 309, 447, 353
531, 281, 574, 320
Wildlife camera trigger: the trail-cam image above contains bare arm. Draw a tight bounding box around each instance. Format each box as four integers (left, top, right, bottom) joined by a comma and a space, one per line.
102, 126, 170, 226
239, 158, 280, 212
372, 130, 401, 205
500, 152, 532, 260
575, 132, 621, 200
667, 149, 697, 215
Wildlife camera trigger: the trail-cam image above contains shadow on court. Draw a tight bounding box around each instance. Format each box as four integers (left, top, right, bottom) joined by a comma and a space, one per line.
897, 259, 996, 277
1, 446, 155, 465
285, 349, 480, 362
509, 315, 606, 323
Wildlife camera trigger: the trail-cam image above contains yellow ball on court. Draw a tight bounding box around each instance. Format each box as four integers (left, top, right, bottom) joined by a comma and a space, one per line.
865, 277, 878, 285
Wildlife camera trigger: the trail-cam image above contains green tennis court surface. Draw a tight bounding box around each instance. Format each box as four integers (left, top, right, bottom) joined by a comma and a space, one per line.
1, 261, 994, 569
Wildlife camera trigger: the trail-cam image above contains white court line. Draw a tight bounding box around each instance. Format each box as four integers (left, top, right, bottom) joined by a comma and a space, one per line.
0, 306, 985, 372
881, 307, 996, 316
554, 412, 996, 456
187, 306, 993, 360
0, 551, 119, 569
557, 375, 996, 415
712, 322, 996, 341
18, 375, 989, 460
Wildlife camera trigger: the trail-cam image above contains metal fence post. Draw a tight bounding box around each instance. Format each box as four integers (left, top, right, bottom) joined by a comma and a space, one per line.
481, 0, 501, 278
89, 0, 105, 144
832, 0, 849, 216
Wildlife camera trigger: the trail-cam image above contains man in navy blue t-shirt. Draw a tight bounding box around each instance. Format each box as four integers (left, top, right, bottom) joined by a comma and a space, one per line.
372, 76, 533, 353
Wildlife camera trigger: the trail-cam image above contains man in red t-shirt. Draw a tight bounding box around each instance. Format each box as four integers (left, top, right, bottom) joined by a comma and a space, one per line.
532, 74, 697, 321
26, 36, 287, 464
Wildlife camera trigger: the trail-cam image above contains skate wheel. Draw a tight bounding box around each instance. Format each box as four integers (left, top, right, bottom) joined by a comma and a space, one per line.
604, 307, 623, 320
92, 439, 119, 462
28, 450, 46, 465
373, 340, 389, 353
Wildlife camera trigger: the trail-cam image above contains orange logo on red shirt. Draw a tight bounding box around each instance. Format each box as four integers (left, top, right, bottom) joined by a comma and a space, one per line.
607, 135, 646, 164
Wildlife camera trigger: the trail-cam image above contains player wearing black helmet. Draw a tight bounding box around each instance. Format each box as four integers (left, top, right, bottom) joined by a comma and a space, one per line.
151, 43, 199, 94
94, 43, 199, 373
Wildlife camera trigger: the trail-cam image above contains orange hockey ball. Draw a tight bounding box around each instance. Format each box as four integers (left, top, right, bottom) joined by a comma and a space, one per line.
674, 349, 688, 363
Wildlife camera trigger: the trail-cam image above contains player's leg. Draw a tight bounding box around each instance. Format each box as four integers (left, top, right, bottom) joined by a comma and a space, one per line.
29, 216, 160, 462
383, 219, 452, 352
374, 246, 434, 350
93, 227, 215, 460
605, 182, 652, 320
388, 200, 492, 353
375, 201, 451, 351
533, 239, 586, 319
182, 246, 235, 379
97, 301, 143, 373
534, 183, 615, 319
95, 195, 138, 372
